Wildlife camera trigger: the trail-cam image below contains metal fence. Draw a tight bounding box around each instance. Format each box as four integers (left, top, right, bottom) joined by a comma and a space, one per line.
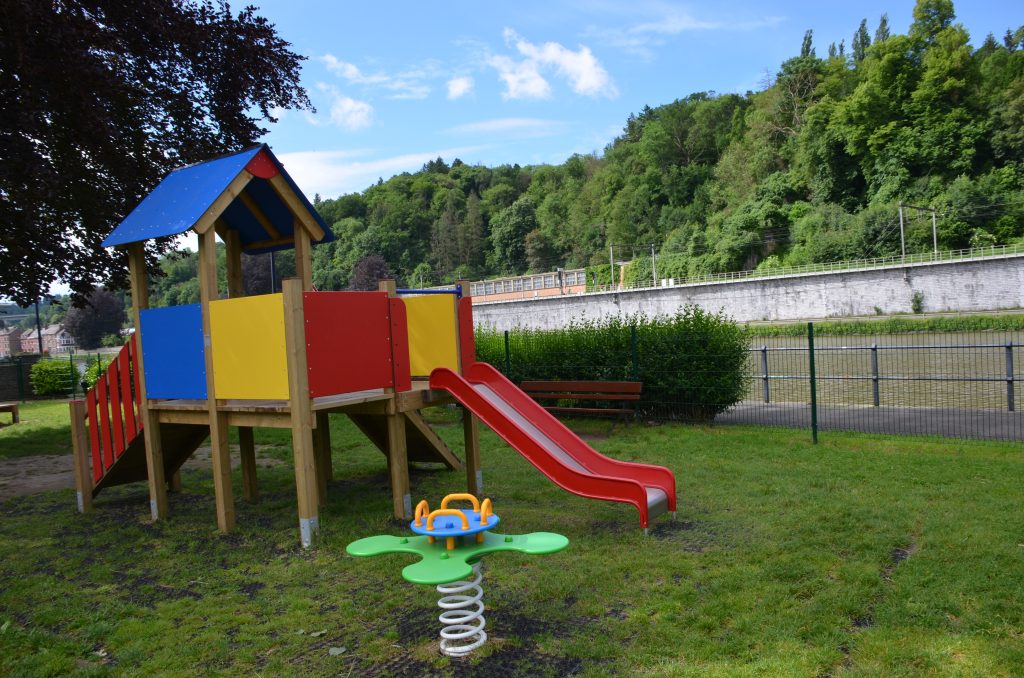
0, 352, 111, 401
716, 326, 1023, 442
480, 324, 1023, 442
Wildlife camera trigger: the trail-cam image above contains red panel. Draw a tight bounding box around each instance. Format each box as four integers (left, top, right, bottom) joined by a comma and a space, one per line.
458, 296, 475, 374
86, 390, 102, 483
389, 298, 412, 392
96, 376, 114, 471
132, 334, 144, 418
245, 150, 279, 179
118, 344, 137, 438
303, 292, 395, 398
106, 360, 125, 458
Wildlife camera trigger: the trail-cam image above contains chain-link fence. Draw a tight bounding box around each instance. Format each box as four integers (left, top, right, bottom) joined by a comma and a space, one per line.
482, 324, 1023, 442
0, 352, 112, 401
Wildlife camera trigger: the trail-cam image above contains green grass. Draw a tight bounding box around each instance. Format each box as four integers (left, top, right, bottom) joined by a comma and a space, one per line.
0, 400, 73, 459
1, 413, 1023, 676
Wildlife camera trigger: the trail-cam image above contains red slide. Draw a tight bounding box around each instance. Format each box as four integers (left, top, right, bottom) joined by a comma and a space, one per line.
429, 362, 676, 529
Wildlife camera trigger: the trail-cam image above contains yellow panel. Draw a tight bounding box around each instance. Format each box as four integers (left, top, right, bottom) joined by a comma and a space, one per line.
210, 293, 289, 400
405, 294, 459, 377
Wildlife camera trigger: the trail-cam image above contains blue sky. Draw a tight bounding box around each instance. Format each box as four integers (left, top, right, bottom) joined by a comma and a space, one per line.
252, 0, 1020, 199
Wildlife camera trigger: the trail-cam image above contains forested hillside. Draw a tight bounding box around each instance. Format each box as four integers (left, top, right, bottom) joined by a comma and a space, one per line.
157, 0, 1024, 298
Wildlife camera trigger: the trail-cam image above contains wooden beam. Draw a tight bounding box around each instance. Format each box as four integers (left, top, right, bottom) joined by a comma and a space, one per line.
314, 411, 332, 506
199, 228, 236, 533
267, 174, 326, 242
243, 236, 294, 252
194, 170, 254, 235
169, 471, 182, 493
225, 229, 245, 298
293, 217, 313, 291
283, 278, 320, 547
69, 400, 93, 513
386, 410, 411, 519
238, 191, 281, 239
128, 243, 168, 520
239, 426, 258, 502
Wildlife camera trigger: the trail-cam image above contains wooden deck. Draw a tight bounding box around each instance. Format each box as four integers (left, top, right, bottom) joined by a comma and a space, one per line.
148, 382, 453, 428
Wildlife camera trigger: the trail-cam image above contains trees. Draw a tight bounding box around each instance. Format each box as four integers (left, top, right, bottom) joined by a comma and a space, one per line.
63, 287, 126, 349
348, 255, 395, 291
0, 0, 310, 306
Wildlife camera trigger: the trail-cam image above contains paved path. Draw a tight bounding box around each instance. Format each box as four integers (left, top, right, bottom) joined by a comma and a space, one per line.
716, 402, 1023, 442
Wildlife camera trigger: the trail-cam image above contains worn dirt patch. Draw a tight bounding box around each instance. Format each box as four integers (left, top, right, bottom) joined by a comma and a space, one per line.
0, 445, 282, 502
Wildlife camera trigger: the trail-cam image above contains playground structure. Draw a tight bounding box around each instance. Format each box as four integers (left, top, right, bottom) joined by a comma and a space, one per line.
68, 145, 677, 546
346, 492, 569, 657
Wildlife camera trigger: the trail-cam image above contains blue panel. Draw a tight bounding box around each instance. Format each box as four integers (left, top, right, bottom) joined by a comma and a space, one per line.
101, 144, 334, 254
140, 305, 207, 400
103, 147, 262, 247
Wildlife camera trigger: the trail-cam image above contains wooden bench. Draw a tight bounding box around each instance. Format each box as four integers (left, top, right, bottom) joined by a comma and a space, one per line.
0, 401, 20, 424
520, 380, 642, 419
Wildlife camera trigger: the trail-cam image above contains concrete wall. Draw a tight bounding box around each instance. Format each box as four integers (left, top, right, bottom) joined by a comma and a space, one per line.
473, 254, 1024, 332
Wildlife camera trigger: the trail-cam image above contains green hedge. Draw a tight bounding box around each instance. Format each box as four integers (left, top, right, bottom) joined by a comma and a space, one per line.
29, 359, 77, 396
749, 313, 1024, 337
475, 307, 749, 421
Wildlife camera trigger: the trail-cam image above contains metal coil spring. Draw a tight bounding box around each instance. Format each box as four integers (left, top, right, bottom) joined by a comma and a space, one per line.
436, 562, 487, 656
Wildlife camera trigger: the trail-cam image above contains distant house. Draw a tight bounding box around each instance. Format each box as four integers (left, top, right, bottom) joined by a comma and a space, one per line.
0, 327, 22, 357
20, 324, 76, 355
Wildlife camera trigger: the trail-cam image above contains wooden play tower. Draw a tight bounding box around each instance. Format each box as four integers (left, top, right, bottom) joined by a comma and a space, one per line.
69, 145, 482, 547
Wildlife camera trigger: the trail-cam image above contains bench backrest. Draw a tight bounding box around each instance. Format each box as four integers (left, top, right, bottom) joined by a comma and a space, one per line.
520, 380, 642, 399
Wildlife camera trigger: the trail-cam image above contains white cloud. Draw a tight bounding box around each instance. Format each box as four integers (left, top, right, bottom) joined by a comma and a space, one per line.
319, 53, 432, 100
487, 30, 616, 100
445, 117, 566, 138
505, 29, 618, 98
447, 76, 474, 100
307, 84, 373, 130
277, 146, 493, 198
486, 54, 551, 100
585, 10, 785, 59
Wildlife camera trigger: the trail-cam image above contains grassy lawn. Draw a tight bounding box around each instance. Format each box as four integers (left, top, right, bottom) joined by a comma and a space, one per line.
1, 410, 1022, 676
0, 400, 74, 459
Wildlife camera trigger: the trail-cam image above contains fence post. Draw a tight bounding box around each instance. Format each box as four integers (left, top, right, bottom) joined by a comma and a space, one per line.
69, 352, 75, 397
761, 345, 770, 403
16, 356, 25, 401
630, 325, 639, 380
871, 343, 880, 407
808, 322, 818, 444
503, 330, 511, 375
1007, 341, 1015, 413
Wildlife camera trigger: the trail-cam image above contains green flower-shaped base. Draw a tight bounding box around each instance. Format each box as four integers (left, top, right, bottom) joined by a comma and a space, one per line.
346, 531, 568, 585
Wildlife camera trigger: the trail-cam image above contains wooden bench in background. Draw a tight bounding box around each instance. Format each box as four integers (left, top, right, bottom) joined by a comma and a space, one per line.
0, 401, 20, 424
520, 380, 642, 419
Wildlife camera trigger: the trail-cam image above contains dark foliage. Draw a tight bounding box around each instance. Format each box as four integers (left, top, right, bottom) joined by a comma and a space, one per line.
0, 0, 311, 305
348, 254, 395, 291
63, 287, 125, 349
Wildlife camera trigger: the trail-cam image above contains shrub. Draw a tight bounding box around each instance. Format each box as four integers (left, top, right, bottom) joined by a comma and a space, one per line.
82, 357, 113, 390
476, 307, 750, 422
29, 359, 77, 396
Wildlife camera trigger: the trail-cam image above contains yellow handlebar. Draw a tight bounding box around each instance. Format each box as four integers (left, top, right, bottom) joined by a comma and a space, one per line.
414, 500, 430, 527
426, 509, 470, 531
440, 493, 480, 512
480, 498, 493, 523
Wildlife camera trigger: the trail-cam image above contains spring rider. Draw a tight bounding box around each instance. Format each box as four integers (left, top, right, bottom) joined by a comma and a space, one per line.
346, 493, 569, 657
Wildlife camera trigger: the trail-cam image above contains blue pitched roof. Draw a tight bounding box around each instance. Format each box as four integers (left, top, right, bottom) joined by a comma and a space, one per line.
102, 145, 333, 254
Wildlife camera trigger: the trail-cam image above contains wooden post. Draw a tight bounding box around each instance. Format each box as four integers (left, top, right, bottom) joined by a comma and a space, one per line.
386, 406, 411, 518
239, 427, 258, 502
314, 411, 331, 506
69, 400, 93, 513
378, 278, 411, 518
293, 217, 313, 290
199, 228, 236, 533
456, 279, 482, 494
127, 243, 168, 520
283, 277, 320, 547
225, 229, 258, 501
